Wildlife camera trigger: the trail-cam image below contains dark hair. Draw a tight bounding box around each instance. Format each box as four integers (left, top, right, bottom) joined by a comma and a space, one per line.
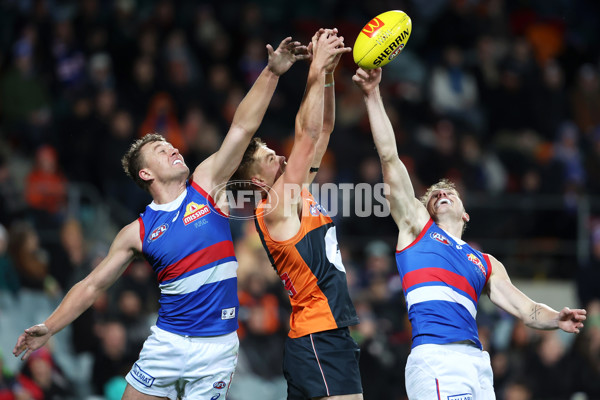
121, 133, 166, 192
229, 137, 266, 193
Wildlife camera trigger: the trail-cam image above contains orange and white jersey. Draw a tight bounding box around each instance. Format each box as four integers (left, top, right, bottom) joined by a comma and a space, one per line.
255, 189, 359, 338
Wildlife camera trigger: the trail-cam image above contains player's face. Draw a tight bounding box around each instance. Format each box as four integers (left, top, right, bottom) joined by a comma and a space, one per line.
140, 141, 189, 184
253, 145, 286, 187
426, 188, 465, 220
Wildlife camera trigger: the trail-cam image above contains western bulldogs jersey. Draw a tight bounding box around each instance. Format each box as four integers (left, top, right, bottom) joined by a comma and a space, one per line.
255, 189, 359, 338
395, 219, 492, 349
139, 180, 239, 336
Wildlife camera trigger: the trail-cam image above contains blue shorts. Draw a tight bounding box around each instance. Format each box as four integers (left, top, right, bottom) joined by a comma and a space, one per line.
283, 327, 362, 400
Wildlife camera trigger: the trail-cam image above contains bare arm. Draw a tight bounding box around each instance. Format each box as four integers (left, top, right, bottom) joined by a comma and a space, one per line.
13, 221, 142, 360
193, 37, 309, 189
266, 30, 350, 239
486, 254, 586, 332
307, 29, 347, 185
352, 68, 429, 244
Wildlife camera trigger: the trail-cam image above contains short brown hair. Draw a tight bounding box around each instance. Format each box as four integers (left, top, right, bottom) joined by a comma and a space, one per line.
121, 133, 166, 192
229, 137, 266, 192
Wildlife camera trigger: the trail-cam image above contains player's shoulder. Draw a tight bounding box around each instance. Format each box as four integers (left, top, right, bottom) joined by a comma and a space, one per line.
114, 219, 143, 253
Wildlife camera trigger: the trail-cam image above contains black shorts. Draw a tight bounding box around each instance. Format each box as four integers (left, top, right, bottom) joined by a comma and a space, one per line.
283, 327, 362, 400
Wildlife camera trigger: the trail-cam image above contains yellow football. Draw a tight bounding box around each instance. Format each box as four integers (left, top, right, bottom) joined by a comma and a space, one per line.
353, 10, 412, 69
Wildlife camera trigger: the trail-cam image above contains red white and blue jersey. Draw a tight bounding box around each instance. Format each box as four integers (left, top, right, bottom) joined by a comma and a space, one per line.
138, 180, 238, 337
395, 219, 492, 349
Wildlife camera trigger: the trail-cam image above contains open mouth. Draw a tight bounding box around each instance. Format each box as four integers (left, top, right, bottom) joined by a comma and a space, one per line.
436, 198, 452, 208
173, 159, 183, 165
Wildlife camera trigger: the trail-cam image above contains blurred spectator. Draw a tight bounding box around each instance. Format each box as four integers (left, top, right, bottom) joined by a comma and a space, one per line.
162, 29, 202, 115
15, 347, 73, 400
95, 109, 150, 216
553, 121, 586, 190
0, 153, 26, 228
44, 217, 88, 293
180, 104, 222, 167
55, 90, 97, 184
572, 299, 600, 397
524, 331, 578, 398
8, 221, 57, 297
570, 64, 600, 136
24, 145, 68, 229
0, 350, 17, 400
531, 60, 571, 141
0, 25, 51, 152
577, 223, 600, 307
51, 18, 87, 94
584, 128, 600, 195
121, 55, 159, 123
90, 320, 137, 397
429, 45, 483, 132
0, 224, 20, 297
88, 52, 114, 90
416, 118, 461, 186
138, 92, 187, 155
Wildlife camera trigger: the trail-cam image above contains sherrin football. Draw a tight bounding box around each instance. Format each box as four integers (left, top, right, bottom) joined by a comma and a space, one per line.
353, 10, 412, 69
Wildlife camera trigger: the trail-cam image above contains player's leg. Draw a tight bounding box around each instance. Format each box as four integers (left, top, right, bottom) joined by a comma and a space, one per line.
405, 344, 479, 400
314, 394, 363, 399
284, 328, 363, 400
124, 327, 184, 399
179, 331, 239, 400
122, 384, 169, 400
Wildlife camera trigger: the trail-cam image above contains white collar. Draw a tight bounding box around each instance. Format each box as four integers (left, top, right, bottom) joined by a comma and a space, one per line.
148, 188, 187, 211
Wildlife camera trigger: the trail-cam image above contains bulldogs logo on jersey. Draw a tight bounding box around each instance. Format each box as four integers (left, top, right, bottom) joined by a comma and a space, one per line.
148, 224, 168, 243
467, 253, 486, 276
183, 202, 211, 225
430, 232, 451, 246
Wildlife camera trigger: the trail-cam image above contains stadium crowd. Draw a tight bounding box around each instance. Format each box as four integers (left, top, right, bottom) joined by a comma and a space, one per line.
0, 0, 600, 399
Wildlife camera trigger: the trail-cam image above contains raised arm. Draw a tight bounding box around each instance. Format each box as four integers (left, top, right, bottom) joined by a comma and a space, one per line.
193, 37, 309, 189
352, 68, 429, 243
307, 29, 349, 185
265, 30, 349, 237
13, 221, 141, 361
486, 254, 586, 332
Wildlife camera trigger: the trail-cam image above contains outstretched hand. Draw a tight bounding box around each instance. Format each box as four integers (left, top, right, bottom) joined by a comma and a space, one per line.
352, 67, 382, 95
267, 37, 310, 76
557, 307, 586, 333
310, 28, 352, 72
13, 323, 52, 361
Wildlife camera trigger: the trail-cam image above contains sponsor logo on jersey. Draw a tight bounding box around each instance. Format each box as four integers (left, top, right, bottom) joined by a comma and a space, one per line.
430, 232, 451, 246
467, 253, 486, 276
221, 307, 235, 320
309, 201, 328, 216
448, 394, 473, 400
211, 394, 221, 400
148, 224, 168, 243
280, 272, 297, 297
362, 17, 385, 38
183, 202, 211, 225
130, 363, 155, 387
213, 381, 227, 389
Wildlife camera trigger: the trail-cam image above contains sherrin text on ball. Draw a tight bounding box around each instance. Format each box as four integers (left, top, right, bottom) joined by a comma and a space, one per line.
353, 10, 412, 69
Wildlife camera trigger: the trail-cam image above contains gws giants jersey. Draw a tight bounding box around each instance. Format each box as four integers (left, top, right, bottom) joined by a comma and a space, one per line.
255, 189, 359, 338
139, 180, 238, 336
395, 219, 492, 349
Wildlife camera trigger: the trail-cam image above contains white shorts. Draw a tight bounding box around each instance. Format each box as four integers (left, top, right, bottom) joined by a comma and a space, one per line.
125, 326, 239, 400
405, 343, 495, 400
